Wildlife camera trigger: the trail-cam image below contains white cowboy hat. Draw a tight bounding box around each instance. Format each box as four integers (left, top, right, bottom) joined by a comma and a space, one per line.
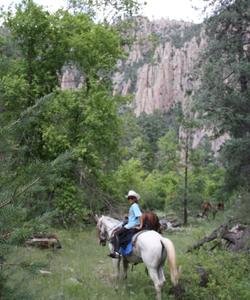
125, 190, 140, 200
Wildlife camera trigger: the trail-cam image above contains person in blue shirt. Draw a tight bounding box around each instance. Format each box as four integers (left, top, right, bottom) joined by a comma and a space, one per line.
109, 190, 142, 258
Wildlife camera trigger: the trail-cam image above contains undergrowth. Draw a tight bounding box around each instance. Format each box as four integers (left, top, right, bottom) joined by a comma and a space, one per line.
1, 218, 250, 300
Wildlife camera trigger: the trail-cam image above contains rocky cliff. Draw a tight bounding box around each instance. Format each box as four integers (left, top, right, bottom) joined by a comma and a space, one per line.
112, 17, 206, 116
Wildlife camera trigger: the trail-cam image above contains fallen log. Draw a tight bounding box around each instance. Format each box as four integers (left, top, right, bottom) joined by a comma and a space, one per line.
187, 224, 250, 252
159, 217, 181, 231
187, 224, 228, 252
25, 234, 62, 249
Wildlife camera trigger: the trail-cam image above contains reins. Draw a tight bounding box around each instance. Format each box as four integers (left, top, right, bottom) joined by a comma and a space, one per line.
98, 217, 122, 243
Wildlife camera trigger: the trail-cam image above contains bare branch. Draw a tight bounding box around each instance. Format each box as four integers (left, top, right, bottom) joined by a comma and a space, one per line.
0, 177, 40, 209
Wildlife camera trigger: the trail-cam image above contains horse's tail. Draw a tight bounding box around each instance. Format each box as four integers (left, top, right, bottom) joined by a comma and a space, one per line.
160, 237, 179, 286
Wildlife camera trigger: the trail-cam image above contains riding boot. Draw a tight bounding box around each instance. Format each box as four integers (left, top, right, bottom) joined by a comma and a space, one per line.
108, 233, 121, 258
113, 234, 120, 253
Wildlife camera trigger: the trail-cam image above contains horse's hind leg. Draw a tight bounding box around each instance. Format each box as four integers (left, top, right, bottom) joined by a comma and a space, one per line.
147, 267, 162, 300
158, 265, 166, 286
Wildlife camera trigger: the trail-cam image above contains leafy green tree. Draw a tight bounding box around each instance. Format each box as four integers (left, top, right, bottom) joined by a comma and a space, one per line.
136, 130, 181, 211
188, 143, 226, 208
40, 87, 121, 165
112, 158, 145, 203
57, 10, 123, 89
5, 0, 67, 101
137, 108, 181, 169
119, 111, 153, 169
0, 0, 128, 227
137, 110, 177, 152
156, 130, 180, 172
142, 170, 181, 210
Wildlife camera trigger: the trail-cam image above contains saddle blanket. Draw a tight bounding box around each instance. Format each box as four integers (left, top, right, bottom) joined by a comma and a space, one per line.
120, 242, 133, 256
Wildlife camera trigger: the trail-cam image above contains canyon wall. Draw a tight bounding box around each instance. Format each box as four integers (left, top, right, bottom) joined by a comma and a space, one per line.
112, 17, 206, 116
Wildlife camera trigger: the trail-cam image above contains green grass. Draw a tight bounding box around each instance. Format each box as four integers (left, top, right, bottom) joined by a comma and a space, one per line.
1, 219, 250, 300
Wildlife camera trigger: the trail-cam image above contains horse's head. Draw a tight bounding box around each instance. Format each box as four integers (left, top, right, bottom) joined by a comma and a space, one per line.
96, 216, 108, 246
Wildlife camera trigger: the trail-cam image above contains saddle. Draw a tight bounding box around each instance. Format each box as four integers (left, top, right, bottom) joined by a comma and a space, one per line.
116, 211, 160, 256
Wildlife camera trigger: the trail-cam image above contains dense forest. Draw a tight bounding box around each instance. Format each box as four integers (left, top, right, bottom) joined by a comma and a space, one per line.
0, 0, 249, 299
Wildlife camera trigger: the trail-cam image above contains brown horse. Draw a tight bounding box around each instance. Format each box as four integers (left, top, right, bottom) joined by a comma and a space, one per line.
141, 211, 161, 233
201, 202, 212, 218
201, 201, 224, 219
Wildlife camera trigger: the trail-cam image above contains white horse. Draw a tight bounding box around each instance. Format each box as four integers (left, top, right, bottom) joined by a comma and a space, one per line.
96, 215, 179, 300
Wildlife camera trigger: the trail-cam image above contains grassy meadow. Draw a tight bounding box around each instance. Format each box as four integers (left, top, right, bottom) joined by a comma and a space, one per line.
2, 218, 250, 300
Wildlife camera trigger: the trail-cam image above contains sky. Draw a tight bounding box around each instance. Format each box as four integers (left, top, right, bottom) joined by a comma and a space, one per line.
141, 0, 205, 23
1, 0, 206, 23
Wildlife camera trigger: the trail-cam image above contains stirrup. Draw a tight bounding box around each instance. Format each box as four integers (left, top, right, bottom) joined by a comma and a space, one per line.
108, 251, 121, 259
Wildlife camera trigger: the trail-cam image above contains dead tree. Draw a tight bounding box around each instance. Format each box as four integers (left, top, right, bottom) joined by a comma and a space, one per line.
187, 223, 250, 252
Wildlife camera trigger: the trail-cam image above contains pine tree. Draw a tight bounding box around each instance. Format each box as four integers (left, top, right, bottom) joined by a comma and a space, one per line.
197, 0, 250, 189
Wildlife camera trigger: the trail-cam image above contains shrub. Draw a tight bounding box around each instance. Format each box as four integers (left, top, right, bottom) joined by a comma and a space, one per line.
177, 250, 250, 300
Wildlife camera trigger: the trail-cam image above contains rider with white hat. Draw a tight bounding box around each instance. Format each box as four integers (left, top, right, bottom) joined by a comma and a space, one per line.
109, 190, 142, 258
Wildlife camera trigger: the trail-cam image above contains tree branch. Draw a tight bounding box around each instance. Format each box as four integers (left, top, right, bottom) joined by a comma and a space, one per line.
186, 224, 228, 252
0, 177, 40, 209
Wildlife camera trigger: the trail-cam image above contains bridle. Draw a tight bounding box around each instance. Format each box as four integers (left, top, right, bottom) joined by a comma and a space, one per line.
96, 220, 108, 246
96, 217, 121, 246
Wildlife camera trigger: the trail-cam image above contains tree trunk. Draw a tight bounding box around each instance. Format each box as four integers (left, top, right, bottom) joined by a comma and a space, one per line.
183, 133, 189, 225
